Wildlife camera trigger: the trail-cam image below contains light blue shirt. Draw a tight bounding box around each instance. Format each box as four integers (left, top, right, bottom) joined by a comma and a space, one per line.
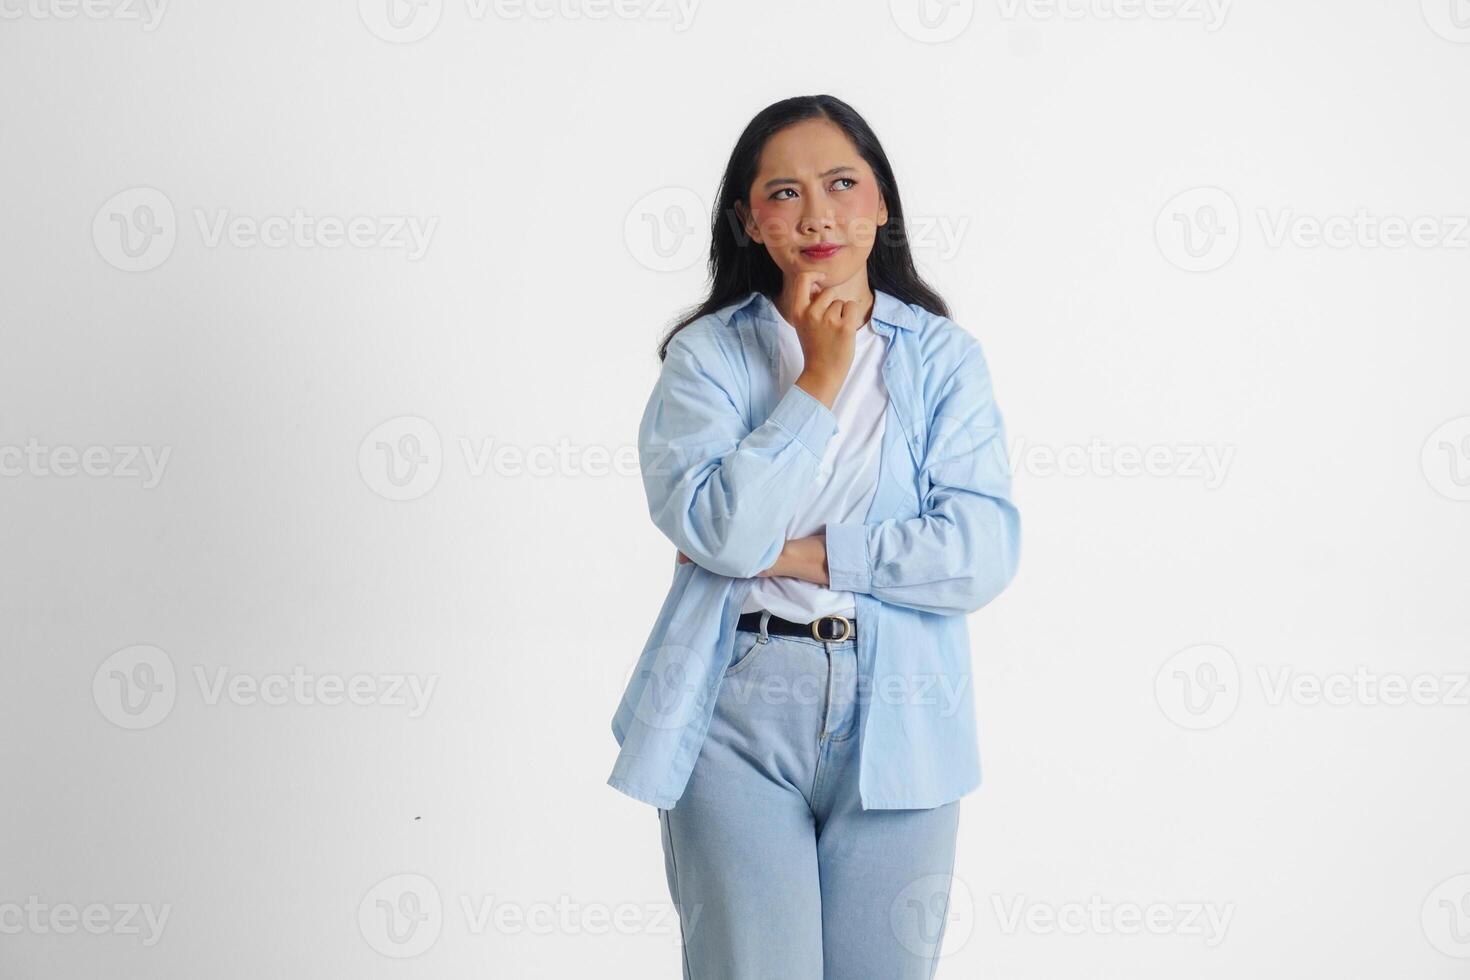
608, 288, 1021, 810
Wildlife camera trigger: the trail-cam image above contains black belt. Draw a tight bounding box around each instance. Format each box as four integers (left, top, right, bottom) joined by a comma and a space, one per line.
737, 610, 856, 643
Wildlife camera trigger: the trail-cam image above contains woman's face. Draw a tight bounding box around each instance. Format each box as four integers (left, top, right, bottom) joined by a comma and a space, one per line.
740, 118, 888, 293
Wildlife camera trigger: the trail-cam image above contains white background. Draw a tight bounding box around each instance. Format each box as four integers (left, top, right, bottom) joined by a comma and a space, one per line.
2, 0, 1468, 977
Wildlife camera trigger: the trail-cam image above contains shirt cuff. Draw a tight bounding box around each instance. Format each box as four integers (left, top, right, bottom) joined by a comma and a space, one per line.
768, 384, 838, 458
825, 520, 871, 594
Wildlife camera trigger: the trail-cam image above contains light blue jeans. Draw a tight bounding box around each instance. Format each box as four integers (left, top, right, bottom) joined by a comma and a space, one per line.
658, 613, 962, 979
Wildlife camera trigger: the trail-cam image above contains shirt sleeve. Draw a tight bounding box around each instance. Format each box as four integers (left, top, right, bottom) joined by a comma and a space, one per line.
641, 328, 838, 579
824, 337, 1020, 616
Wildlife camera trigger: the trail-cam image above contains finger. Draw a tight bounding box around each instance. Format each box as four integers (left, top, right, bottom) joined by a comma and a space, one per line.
676, 551, 690, 564
807, 285, 841, 326
791, 271, 824, 322
823, 299, 849, 329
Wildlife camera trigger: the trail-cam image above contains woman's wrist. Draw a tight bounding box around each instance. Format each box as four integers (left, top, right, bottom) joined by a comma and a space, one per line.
794, 370, 843, 410
755, 536, 829, 584
788, 535, 829, 586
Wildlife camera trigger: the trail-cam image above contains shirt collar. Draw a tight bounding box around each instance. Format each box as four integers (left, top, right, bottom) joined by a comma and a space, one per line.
739, 288, 919, 334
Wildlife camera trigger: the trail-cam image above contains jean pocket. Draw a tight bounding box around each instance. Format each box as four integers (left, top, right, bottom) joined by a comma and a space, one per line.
723, 630, 768, 676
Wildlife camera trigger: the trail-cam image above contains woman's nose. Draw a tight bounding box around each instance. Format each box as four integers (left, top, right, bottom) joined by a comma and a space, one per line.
798, 207, 835, 235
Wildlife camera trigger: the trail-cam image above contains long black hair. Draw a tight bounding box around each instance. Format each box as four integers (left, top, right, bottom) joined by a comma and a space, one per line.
656, 94, 951, 361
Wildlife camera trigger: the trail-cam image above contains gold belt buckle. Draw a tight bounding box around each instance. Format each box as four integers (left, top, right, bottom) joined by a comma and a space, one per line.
811, 614, 852, 643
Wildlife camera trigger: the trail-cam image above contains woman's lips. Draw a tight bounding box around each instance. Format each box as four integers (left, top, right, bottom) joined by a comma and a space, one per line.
800, 243, 843, 260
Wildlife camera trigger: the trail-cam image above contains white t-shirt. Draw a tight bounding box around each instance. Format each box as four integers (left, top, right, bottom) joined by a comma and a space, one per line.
741, 313, 888, 621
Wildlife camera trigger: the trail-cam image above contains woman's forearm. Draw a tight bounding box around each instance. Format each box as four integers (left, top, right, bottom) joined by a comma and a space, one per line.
677, 535, 829, 586
760, 535, 828, 585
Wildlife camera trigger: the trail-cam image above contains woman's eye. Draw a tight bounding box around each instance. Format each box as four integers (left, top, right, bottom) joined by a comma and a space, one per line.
770, 178, 853, 201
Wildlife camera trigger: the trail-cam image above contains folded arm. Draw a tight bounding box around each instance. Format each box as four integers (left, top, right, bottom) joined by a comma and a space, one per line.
641, 330, 836, 579
823, 339, 1020, 616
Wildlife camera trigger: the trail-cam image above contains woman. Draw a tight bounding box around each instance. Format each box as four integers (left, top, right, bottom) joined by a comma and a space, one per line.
608, 94, 1021, 979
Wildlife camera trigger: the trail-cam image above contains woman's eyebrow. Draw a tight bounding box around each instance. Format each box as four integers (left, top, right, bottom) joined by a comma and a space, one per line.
762, 165, 858, 190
